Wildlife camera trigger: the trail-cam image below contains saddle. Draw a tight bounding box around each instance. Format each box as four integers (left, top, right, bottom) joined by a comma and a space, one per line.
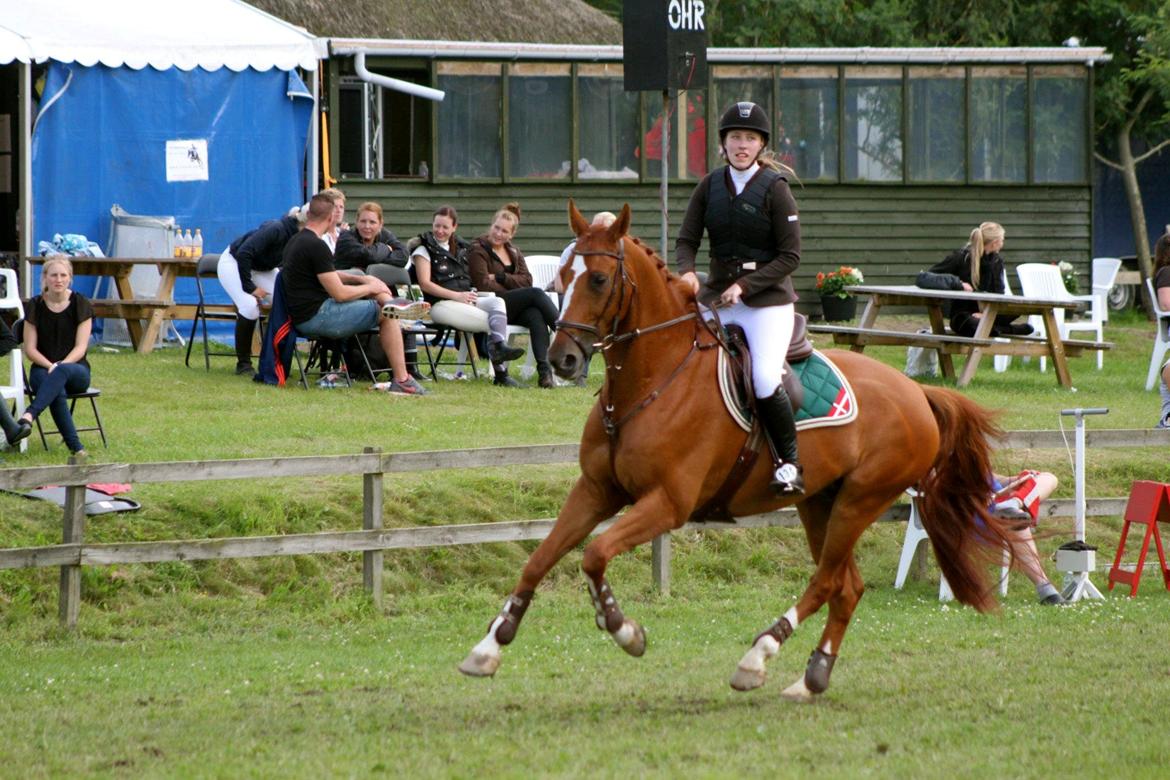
722, 313, 814, 416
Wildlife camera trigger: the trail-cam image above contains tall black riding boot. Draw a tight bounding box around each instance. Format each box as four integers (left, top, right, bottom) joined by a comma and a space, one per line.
755, 386, 805, 495
234, 315, 257, 375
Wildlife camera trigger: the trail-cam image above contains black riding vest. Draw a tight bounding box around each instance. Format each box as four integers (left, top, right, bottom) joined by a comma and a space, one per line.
705, 167, 781, 275
419, 232, 472, 294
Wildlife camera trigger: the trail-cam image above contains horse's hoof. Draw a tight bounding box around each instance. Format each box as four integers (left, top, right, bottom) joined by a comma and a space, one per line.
458, 651, 500, 678
779, 676, 817, 703
729, 665, 766, 692
614, 620, 646, 657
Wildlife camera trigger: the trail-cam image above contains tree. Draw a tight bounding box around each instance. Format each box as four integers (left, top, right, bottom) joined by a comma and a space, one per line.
1081, 2, 1170, 289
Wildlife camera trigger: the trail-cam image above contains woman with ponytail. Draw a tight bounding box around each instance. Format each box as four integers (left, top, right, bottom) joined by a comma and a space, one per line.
916, 222, 1033, 337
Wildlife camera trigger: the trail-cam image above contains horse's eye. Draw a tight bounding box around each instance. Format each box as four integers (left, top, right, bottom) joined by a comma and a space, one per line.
590, 272, 609, 290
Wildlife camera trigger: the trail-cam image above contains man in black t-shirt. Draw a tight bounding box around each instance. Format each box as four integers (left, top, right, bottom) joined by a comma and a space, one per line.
281, 194, 430, 396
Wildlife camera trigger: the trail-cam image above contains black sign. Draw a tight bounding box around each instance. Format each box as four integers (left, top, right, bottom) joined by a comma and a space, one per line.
623, 0, 709, 92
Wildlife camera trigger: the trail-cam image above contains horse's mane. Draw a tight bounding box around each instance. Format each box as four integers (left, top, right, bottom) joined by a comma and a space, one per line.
625, 235, 697, 309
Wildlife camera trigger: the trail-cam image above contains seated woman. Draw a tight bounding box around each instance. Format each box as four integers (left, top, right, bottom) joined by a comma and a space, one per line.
410, 205, 525, 387
467, 203, 559, 388
1, 316, 32, 448
335, 201, 409, 290
915, 222, 1032, 337
1153, 234, 1170, 428
16, 257, 94, 458
990, 469, 1065, 605
218, 208, 303, 376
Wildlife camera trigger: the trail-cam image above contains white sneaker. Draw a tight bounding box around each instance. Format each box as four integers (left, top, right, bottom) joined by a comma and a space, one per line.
381, 299, 430, 320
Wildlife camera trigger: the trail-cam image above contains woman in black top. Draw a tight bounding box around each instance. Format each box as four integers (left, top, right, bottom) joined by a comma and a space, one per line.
18, 257, 95, 457
675, 101, 804, 495
916, 222, 1032, 337
334, 201, 409, 291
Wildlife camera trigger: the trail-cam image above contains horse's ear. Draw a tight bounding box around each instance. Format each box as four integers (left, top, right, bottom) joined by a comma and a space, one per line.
568, 199, 589, 237
607, 204, 631, 242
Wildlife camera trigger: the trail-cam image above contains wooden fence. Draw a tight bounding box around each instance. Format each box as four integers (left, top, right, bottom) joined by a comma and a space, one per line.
0, 429, 1163, 626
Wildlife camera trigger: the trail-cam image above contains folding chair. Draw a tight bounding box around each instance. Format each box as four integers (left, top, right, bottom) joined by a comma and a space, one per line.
184, 253, 241, 370
0, 269, 28, 452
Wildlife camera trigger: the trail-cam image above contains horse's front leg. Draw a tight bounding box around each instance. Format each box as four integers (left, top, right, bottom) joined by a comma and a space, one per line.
581, 487, 682, 658
459, 476, 624, 677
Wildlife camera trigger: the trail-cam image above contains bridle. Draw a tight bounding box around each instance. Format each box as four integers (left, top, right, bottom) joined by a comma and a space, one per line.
555, 236, 714, 440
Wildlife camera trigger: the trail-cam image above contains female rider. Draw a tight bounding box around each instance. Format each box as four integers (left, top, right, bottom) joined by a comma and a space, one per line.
467, 203, 560, 388
410, 205, 525, 387
675, 101, 804, 495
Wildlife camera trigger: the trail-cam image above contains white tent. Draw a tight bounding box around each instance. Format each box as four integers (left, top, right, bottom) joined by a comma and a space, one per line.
0, 0, 325, 275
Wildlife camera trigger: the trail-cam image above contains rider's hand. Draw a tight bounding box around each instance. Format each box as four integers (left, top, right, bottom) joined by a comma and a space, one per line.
679, 271, 700, 295
720, 283, 744, 306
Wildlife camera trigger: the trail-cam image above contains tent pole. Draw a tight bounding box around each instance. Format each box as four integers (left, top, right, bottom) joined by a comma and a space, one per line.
19, 61, 33, 297
308, 65, 320, 198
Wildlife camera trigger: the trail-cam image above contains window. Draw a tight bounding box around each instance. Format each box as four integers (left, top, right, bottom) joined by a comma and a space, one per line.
779, 67, 838, 180
907, 67, 965, 182
1032, 66, 1087, 183
508, 63, 571, 179
437, 62, 501, 179
970, 67, 1026, 183
644, 90, 708, 180
844, 67, 903, 182
577, 64, 639, 179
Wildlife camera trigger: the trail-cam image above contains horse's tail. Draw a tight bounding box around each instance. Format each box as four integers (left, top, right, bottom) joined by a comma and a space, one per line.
918, 386, 1014, 612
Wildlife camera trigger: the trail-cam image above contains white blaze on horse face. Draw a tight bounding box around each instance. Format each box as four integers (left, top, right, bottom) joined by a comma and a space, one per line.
558, 252, 589, 320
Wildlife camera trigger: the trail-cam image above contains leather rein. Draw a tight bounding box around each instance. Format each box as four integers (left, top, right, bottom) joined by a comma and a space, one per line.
555, 239, 725, 440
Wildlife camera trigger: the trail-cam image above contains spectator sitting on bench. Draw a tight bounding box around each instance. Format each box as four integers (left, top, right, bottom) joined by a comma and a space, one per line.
915, 222, 1033, 338
280, 194, 430, 397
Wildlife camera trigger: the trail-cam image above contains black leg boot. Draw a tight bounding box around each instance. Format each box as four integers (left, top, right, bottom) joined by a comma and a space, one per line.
234, 315, 257, 376
755, 386, 804, 495
537, 360, 555, 389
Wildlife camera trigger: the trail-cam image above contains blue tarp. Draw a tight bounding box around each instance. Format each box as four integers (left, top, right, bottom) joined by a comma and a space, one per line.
31, 62, 313, 338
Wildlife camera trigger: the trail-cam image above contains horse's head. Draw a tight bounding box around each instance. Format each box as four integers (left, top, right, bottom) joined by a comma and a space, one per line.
549, 200, 635, 380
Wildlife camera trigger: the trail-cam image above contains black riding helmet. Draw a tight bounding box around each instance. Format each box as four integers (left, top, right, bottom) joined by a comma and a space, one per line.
718, 101, 770, 146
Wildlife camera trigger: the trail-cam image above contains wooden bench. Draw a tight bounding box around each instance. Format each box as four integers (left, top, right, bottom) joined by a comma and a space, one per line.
807, 324, 993, 353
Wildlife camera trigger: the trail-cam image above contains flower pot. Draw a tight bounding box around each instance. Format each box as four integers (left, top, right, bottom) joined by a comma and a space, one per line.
820, 295, 857, 322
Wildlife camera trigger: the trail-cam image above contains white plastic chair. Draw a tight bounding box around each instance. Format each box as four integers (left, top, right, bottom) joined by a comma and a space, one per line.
505, 255, 562, 380
1144, 277, 1170, 391
1091, 258, 1122, 325
895, 488, 1008, 601
0, 268, 28, 453
1015, 263, 1103, 371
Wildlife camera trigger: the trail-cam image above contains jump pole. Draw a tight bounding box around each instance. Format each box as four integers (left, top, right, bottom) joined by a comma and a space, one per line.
1057, 407, 1107, 601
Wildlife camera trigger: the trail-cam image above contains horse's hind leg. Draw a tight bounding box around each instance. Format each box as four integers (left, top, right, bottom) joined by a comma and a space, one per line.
581, 487, 681, 658
459, 477, 625, 678
780, 555, 864, 703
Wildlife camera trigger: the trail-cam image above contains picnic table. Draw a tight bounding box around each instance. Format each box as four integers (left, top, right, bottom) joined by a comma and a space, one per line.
807, 284, 1112, 389
27, 256, 201, 354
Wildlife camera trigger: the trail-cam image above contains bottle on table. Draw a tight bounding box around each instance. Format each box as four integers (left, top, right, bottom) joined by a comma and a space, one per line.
174, 227, 186, 258
192, 228, 203, 258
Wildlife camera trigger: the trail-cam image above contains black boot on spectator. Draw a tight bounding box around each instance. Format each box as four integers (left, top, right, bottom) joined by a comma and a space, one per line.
537, 361, 555, 389
486, 338, 524, 364
234, 315, 257, 376
493, 365, 524, 389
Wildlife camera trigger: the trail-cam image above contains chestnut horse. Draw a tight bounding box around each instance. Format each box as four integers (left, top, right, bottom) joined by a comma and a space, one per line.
460, 202, 1013, 700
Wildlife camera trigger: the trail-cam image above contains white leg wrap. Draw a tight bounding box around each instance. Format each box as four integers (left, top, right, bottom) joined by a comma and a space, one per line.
821, 639, 834, 655
739, 633, 780, 673
783, 607, 799, 630
471, 616, 504, 659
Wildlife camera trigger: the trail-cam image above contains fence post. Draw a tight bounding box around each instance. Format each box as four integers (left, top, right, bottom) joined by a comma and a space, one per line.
362, 446, 384, 609
58, 482, 86, 628
652, 534, 671, 594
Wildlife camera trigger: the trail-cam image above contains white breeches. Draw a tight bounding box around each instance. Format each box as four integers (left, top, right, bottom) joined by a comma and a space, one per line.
430, 295, 508, 341
217, 248, 278, 321
703, 301, 795, 397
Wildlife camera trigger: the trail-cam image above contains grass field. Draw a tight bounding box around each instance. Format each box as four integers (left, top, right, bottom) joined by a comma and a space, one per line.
1, 308, 1169, 776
